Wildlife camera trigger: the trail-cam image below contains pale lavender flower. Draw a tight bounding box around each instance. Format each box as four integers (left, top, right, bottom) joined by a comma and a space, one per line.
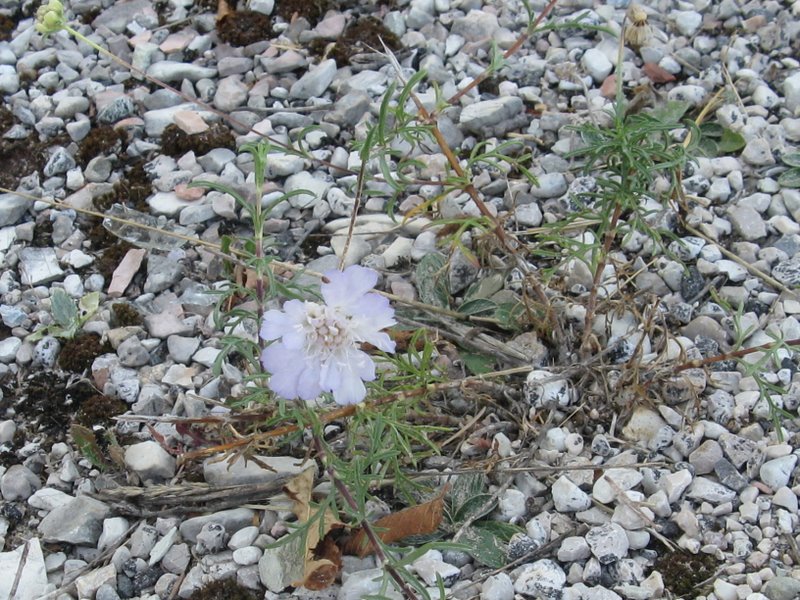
260, 265, 396, 405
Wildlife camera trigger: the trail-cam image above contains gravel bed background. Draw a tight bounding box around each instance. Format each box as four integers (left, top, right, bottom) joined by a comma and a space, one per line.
0, 0, 799, 599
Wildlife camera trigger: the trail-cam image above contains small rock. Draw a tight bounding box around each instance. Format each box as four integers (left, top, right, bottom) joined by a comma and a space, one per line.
195, 522, 226, 555
759, 455, 797, 490
38, 496, 110, 545
514, 559, 566, 598
0, 465, 41, 501
688, 440, 723, 475
481, 573, 514, 600
552, 475, 591, 512
582, 48, 613, 82
124, 441, 177, 482
762, 576, 800, 600
75, 564, 116, 600
289, 59, 337, 99
19, 247, 64, 285
0, 194, 30, 227
741, 138, 775, 166
0, 539, 49, 599
585, 523, 629, 564
146, 61, 217, 82
460, 97, 523, 134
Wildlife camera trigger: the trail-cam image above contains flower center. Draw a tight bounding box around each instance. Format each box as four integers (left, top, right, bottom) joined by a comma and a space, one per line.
303, 302, 351, 356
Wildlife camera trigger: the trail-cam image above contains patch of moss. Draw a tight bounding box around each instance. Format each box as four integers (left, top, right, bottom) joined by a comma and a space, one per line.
111, 303, 143, 327
58, 332, 111, 373
0, 129, 61, 190
187, 579, 259, 600
331, 17, 402, 66
216, 10, 272, 47
30, 216, 53, 248
0, 14, 19, 42
77, 125, 124, 167
655, 550, 718, 598
160, 123, 235, 157
112, 159, 152, 212
74, 394, 127, 428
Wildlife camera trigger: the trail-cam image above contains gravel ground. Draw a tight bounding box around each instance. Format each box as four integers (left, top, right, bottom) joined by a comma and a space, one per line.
0, 0, 799, 599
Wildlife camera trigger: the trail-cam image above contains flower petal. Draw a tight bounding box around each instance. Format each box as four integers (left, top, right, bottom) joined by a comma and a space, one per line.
331, 368, 368, 405
296, 362, 324, 401
260, 309, 291, 341
321, 265, 378, 307
345, 294, 397, 351
262, 344, 307, 399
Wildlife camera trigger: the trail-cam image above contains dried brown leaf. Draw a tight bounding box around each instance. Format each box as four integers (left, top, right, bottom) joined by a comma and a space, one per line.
302, 535, 343, 590
642, 62, 676, 84
343, 493, 445, 557
217, 0, 232, 20
283, 468, 344, 590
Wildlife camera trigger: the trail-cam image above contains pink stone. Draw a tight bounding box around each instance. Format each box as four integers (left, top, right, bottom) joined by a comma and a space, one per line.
173, 110, 209, 134
315, 14, 346, 39
174, 183, 205, 201
159, 31, 195, 54
94, 90, 127, 113
129, 31, 152, 47
108, 248, 146, 298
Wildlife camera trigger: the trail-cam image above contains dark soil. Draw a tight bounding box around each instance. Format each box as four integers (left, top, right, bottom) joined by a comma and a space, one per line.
1, 372, 97, 445
58, 332, 111, 373
274, 0, 332, 25
331, 17, 402, 66
216, 10, 272, 47
0, 13, 20, 42
160, 123, 236, 157
74, 394, 127, 429
0, 108, 61, 189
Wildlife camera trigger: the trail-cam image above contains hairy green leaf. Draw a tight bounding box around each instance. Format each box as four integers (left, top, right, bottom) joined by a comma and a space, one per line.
778, 168, 800, 188
462, 352, 495, 375
460, 525, 507, 568
415, 253, 449, 308
782, 152, 800, 168
718, 128, 745, 153
51, 289, 77, 329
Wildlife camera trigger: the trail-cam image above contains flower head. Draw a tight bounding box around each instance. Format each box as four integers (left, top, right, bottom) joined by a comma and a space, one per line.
260, 265, 396, 406
36, 0, 66, 35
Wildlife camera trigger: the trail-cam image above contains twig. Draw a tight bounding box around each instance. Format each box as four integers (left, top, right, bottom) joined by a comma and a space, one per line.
9, 539, 30, 600
672, 337, 800, 373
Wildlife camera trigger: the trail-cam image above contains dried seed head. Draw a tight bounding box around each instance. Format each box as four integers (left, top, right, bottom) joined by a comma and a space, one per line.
627, 4, 649, 27
624, 4, 652, 48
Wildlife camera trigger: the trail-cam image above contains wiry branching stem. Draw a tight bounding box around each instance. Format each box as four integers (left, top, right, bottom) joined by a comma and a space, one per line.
311, 435, 421, 600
